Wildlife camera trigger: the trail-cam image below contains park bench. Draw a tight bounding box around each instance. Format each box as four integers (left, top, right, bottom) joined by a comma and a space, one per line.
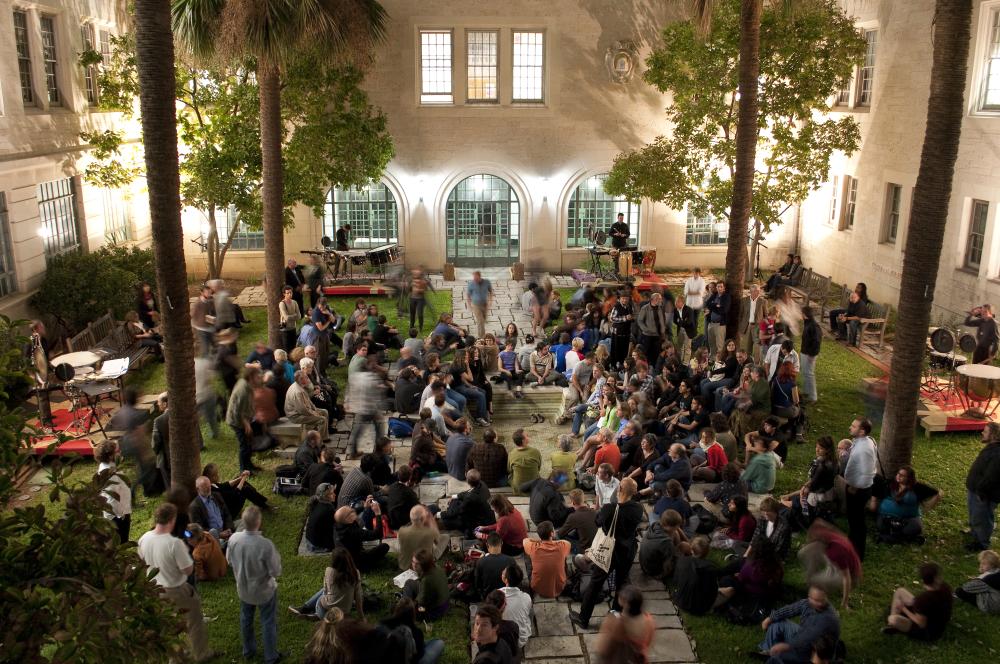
787, 269, 832, 308
859, 300, 891, 350
63, 311, 154, 372
823, 284, 852, 320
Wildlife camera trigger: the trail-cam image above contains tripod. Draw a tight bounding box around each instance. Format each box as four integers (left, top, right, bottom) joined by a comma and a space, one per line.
754, 238, 768, 282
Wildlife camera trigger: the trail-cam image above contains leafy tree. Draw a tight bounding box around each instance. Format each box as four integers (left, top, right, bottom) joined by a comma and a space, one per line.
0, 327, 187, 663
605, 0, 864, 310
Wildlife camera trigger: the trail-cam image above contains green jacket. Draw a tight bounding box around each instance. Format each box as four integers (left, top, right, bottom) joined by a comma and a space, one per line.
226, 378, 254, 428
417, 566, 449, 610
509, 446, 542, 493
742, 453, 776, 494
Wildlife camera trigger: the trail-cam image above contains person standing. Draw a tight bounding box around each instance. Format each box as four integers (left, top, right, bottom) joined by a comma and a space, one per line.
800, 306, 822, 403
190, 283, 216, 356
466, 271, 494, 339
95, 439, 132, 542
305, 253, 325, 311
739, 284, 768, 363
637, 292, 670, 361
137, 504, 214, 662
704, 281, 731, 360
609, 212, 631, 276
965, 304, 999, 365
278, 286, 301, 352
227, 506, 284, 664
610, 288, 635, 369
334, 223, 351, 278
284, 258, 306, 315
683, 267, 707, 324
843, 417, 877, 560
409, 267, 431, 332
673, 295, 696, 364
227, 366, 262, 473
966, 422, 1000, 551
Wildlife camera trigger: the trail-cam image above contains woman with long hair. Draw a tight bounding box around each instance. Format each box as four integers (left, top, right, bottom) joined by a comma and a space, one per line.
468, 345, 494, 420
476, 495, 527, 556
782, 436, 838, 529
401, 548, 450, 620
290, 547, 363, 619
381, 597, 445, 664
502, 322, 519, 350
302, 607, 345, 664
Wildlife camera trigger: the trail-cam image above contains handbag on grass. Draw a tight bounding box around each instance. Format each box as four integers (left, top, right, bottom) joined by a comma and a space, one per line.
586, 505, 620, 573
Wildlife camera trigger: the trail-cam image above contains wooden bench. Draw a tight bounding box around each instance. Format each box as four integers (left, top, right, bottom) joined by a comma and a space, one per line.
64, 311, 154, 371
823, 284, 852, 320
859, 301, 891, 349
787, 269, 832, 308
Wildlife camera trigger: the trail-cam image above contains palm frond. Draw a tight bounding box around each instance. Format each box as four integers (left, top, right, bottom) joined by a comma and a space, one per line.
691, 0, 716, 37
171, 0, 226, 59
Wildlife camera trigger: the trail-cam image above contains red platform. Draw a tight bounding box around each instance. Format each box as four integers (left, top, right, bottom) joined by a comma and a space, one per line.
321, 285, 390, 297
26, 407, 97, 456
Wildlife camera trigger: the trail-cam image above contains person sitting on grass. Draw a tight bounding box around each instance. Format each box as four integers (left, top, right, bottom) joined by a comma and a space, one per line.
186, 524, 227, 582
380, 597, 446, 664
398, 505, 449, 571
711, 496, 756, 552
741, 498, 792, 560
882, 562, 953, 641
400, 548, 450, 621
333, 503, 389, 572
754, 586, 840, 663
741, 434, 777, 495
289, 546, 363, 620
874, 465, 940, 545
639, 509, 691, 582
480, 590, 525, 662
715, 537, 784, 615
956, 549, 1000, 614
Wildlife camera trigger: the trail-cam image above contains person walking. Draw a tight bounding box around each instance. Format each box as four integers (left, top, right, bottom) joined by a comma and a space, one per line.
800, 306, 822, 403
345, 366, 387, 458
227, 366, 262, 474
966, 422, 1000, 551
843, 417, 877, 560
466, 271, 494, 339
227, 506, 283, 664
137, 504, 214, 662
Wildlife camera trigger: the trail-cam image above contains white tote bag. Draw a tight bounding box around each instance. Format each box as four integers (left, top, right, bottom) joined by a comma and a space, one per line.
586, 505, 620, 573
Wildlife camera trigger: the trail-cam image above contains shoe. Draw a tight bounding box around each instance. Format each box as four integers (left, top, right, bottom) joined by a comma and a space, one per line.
536, 414, 545, 423
531, 383, 539, 389
475, 418, 490, 427
202, 614, 219, 623
288, 605, 304, 616
530, 414, 539, 423
568, 610, 590, 630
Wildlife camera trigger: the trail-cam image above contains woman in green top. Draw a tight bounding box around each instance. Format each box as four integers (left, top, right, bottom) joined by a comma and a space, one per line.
550, 434, 578, 491
740, 434, 777, 494
402, 548, 450, 620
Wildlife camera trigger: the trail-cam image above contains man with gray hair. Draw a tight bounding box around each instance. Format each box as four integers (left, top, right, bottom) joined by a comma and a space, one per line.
227, 506, 283, 664
285, 370, 330, 439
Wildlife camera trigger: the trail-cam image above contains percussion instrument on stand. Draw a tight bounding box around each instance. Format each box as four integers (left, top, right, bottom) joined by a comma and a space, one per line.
587, 246, 618, 281
930, 327, 977, 355
618, 249, 634, 278
953, 363, 1000, 419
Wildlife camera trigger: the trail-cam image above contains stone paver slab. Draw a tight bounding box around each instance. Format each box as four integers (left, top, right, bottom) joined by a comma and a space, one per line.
524, 636, 582, 658
533, 602, 575, 636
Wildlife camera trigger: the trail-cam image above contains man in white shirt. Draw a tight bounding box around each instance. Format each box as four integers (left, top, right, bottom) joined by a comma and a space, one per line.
683, 267, 707, 320
499, 563, 533, 650
227, 506, 283, 663
137, 503, 213, 662
843, 417, 878, 561
594, 463, 621, 508
95, 439, 132, 542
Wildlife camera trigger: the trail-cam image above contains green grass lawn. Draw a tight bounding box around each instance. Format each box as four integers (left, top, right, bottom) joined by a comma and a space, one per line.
39, 289, 1000, 662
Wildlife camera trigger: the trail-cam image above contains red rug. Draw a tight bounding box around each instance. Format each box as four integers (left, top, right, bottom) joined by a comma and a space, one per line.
321, 285, 390, 296
26, 407, 97, 457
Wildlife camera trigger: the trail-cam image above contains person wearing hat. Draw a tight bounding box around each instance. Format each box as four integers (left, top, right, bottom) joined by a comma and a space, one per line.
304, 483, 338, 554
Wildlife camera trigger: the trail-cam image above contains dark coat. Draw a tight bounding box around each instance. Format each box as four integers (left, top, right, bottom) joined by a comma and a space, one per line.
188, 492, 234, 533
967, 443, 1000, 502
521, 478, 571, 529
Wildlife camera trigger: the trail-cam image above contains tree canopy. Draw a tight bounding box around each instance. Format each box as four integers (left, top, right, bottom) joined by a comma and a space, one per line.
605, 0, 865, 232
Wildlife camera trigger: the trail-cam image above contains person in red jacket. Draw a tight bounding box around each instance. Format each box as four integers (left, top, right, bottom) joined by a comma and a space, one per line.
592, 434, 622, 474
692, 429, 729, 482
711, 495, 756, 551
476, 495, 528, 557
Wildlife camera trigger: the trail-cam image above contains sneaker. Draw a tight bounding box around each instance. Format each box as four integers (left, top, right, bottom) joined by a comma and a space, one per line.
288, 605, 305, 617
475, 418, 490, 427
202, 614, 219, 623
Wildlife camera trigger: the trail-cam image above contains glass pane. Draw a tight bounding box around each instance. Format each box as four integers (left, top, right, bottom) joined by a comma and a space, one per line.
446, 174, 520, 265
14, 11, 33, 104
513, 31, 544, 102
40, 16, 60, 105
421, 31, 453, 104
467, 31, 498, 102
323, 181, 399, 248
566, 174, 639, 247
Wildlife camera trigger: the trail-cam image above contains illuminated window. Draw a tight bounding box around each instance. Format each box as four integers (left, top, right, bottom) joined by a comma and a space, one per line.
420, 30, 453, 104
40, 15, 61, 105
842, 176, 858, 230
512, 31, 544, 102
38, 178, 80, 259
323, 182, 399, 248
567, 174, 639, 248
966, 200, 989, 270
981, 8, 1000, 110
13, 11, 34, 105
467, 30, 498, 103
81, 24, 97, 105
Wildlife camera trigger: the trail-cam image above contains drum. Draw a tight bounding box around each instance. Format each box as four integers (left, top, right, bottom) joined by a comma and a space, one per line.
593, 230, 607, 246
619, 250, 634, 276
956, 363, 1000, 401
959, 333, 978, 354
930, 327, 956, 354
641, 248, 657, 273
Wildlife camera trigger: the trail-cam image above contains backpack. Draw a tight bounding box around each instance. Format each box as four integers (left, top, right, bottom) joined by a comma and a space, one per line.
272, 476, 303, 497
388, 416, 414, 438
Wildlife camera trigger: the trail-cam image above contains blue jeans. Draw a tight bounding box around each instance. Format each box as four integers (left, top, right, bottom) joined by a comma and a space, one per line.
583, 421, 601, 440
758, 619, 800, 654
420, 638, 445, 664
302, 589, 328, 618
571, 403, 591, 435
232, 424, 253, 472
445, 388, 467, 413
700, 378, 734, 410
968, 490, 998, 548
240, 590, 278, 663
454, 383, 488, 419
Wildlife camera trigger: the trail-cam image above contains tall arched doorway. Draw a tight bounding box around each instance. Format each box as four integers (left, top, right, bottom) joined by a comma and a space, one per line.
445, 174, 520, 267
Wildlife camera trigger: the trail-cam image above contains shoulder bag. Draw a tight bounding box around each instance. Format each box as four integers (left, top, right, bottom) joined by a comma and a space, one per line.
586, 505, 620, 573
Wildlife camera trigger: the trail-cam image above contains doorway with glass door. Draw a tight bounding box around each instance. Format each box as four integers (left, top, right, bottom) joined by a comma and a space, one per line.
445, 174, 520, 267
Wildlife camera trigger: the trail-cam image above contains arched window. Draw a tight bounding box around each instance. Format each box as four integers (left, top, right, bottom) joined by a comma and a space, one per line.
446, 174, 520, 266
566, 174, 639, 247
322, 181, 399, 248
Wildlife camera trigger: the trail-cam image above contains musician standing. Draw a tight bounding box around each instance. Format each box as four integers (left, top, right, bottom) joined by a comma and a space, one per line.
26, 320, 53, 429
284, 258, 306, 316
966, 304, 999, 364
334, 223, 351, 278
609, 212, 630, 276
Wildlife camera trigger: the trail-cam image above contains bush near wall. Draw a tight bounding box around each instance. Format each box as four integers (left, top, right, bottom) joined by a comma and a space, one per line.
32, 247, 156, 336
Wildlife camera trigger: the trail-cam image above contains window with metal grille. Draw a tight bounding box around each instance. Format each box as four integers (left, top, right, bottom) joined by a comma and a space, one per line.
323, 182, 399, 248
856, 29, 877, 106
81, 24, 97, 105
103, 189, 132, 244
445, 174, 520, 264
467, 30, 498, 103
966, 200, 989, 270
420, 30, 453, 104
567, 174, 639, 248
40, 16, 60, 105
512, 31, 544, 102
0, 193, 16, 297
882, 183, 902, 244
982, 9, 1000, 110
685, 208, 728, 246
38, 178, 80, 258
13, 11, 34, 105
842, 176, 858, 230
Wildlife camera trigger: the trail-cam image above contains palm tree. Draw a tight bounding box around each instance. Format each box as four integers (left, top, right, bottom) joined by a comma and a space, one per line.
880, 0, 973, 473
172, 0, 387, 348
133, 0, 201, 489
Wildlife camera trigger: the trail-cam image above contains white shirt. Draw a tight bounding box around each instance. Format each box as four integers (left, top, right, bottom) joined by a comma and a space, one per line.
98, 461, 132, 519
501, 586, 533, 647
565, 350, 582, 377
684, 276, 706, 309
844, 435, 877, 489
137, 531, 192, 588
595, 476, 621, 508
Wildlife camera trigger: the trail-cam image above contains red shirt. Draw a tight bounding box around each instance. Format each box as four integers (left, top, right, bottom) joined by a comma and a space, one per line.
595, 443, 622, 473
727, 513, 757, 542
705, 443, 728, 472
818, 529, 862, 580
485, 512, 528, 550
522, 538, 572, 598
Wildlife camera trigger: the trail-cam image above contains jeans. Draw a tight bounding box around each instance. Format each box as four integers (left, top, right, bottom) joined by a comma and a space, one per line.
445, 388, 467, 414
700, 377, 734, 410
419, 638, 445, 664
454, 383, 488, 419
302, 589, 328, 618
348, 413, 385, 456
572, 403, 591, 435
410, 297, 426, 331
800, 353, 817, 401
197, 396, 219, 438
240, 591, 278, 663
968, 490, 998, 548
758, 619, 800, 654
233, 424, 253, 472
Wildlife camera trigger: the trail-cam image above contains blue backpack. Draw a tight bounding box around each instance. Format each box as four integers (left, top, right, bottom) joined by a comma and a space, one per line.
388, 416, 414, 438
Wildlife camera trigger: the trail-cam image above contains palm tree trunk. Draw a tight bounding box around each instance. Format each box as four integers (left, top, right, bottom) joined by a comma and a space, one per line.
133, 0, 200, 490
880, 0, 973, 473
258, 64, 284, 349
726, 0, 761, 339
